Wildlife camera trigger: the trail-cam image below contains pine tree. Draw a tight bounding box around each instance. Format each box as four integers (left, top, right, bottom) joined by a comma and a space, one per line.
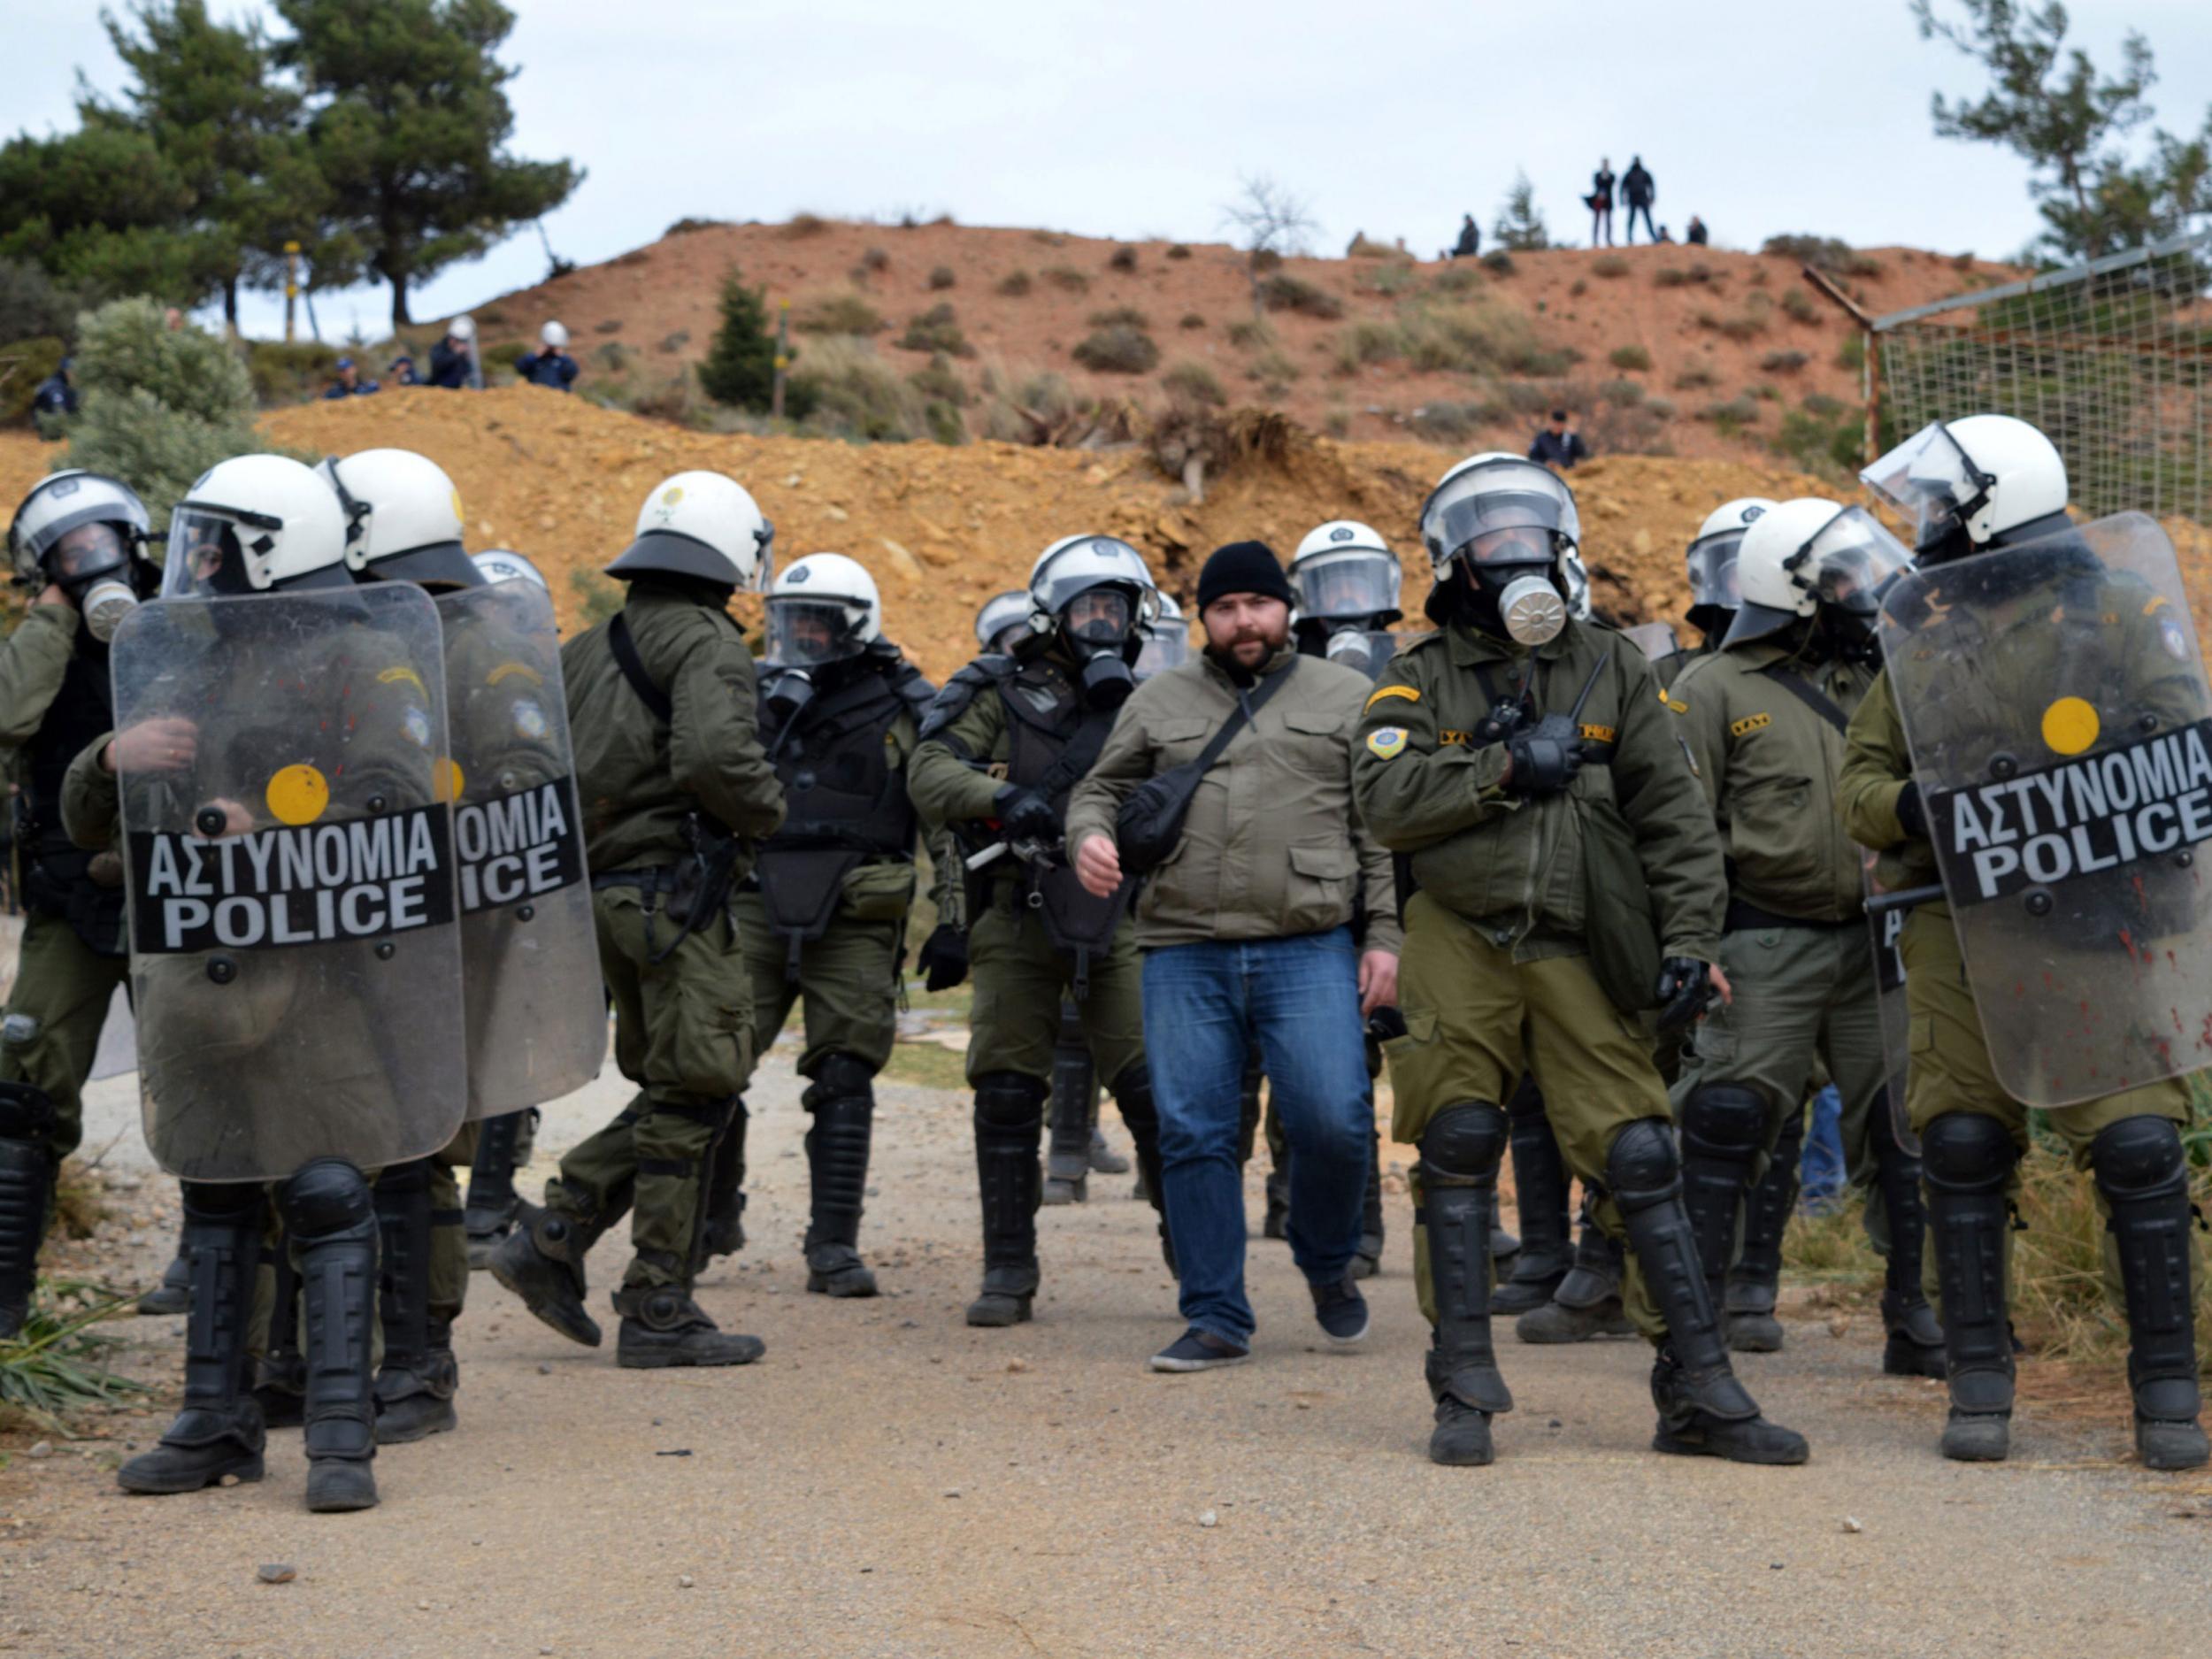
1493, 171, 1551, 252
696, 269, 781, 411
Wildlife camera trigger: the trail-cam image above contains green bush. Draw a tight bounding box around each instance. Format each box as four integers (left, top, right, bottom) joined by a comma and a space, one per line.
995, 271, 1033, 297
1088, 305, 1149, 329
0, 259, 91, 345
245, 341, 343, 406
1701, 394, 1761, 435
1258, 273, 1343, 319
927, 265, 956, 290
1600, 377, 1645, 406
1837, 334, 1866, 371
1107, 246, 1139, 273
1041, 265, 1090, 293
1771, 400, 1866, 480
1762, 234, 1883, 279
1160, 360, 1225, 407
1759, 349, 1810, 375
788, 334, 925, 442
896, 303, 972, 357
1608, 343, 1653, 372
907, 352, 969, 406
65, 299, 264, 521
1592, 255, 1630, 280
698, 268, 782, 410
1072, 325, 1159, 374
1432, 265, 1486, 296
0, 335, 66, 426
1333, 319, 1405, 373
1780, 288, 1821, 325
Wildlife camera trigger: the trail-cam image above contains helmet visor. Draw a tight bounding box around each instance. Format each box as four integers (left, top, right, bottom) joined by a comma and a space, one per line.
1421, 459, 1579, 567
1134, 620, 1190, 679
1063, 587, 1134, 649
1860, 421, 1987, 548
764, 596, 864, 667
1291, 549, 1400, 620
163, 509, 258, 598
1685, 531, 1746, 610
1031, 538, 1158, 621
48, 522, 130, 587
976, 593, 1031, 650
1794, 506, 1914, 617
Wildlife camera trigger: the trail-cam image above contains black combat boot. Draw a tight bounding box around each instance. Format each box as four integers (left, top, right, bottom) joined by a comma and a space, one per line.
0, 1083, 56, 1342
1418, 1104, 1515, 1466
1492, 1079, 1571, 1315
968, 1073, 1045, 1326
1353, 1125, 1386, 1280
373, 1158, 457, 1444
1678, 1082, 1770, 1351
253, 1233, 305, 1428
489, 1200, 603, 1348
1517, 1202, 1635, 1342
1113, 1063, 1177, 1278
615, 1279, 764, 1368
695, 1102, 749, 1271
1872, 1121, 1944, 1379
1043, 1006, 1094, 1205
464, 1109, 526, 1270
2091, 1117, 2209, 1471
1608, 1119, 1809, 1465
803, 1055, 879, 1298
117, 1182, 266, 1494
1923, 1112, 2017, 1463
280, 1159, 381, 1511
1726, 1098, 1804, 1353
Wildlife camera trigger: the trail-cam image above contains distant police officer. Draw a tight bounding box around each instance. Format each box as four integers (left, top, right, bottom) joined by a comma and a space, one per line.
1667, 497, 1940, 1379
1842, 415, 2208, 1469
1652, 498, 1775, 690
697, 553, 941, 1298
908, 535, 1171, 1326
0, 473, 157, 1339
1354, 451, 1805, 1467
491, 471, 786, 1369
516, 322, 580, 392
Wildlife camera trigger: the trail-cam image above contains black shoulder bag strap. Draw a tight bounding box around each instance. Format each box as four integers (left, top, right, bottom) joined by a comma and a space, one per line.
1197, 657, 1299, 771
608, 611, 673, 725
1758, 662, 1849, 735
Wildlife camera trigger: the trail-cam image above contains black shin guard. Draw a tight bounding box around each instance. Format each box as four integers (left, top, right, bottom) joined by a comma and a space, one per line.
973, 1073, 1046, 1286
1922, 1112, 2019, 1420
279, 1160, 380, 1478
258, 1226, 304, 1406
465, 1110, 524, 1243
697, 1099, 749, 1267
0, 1083, 57, 1338
1418, 1104, 1514, 1417
373, 1158, 453, 1429
1732, 1101, 1804, 1306
1502, 1076, 1570, 1286
2090, 1117, 2204, 1432
1046, 1006, 1095, 1188
1679, 1083, 1768, 1304
803, 1055, 875, 1255
1112, 1062, 1176, 1274
1873, 1120, 1930, 1301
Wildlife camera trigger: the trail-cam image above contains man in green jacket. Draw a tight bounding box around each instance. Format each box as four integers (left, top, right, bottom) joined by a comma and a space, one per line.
1352, 450, 1805, 1469
1666, 496, 1940, 1379
1066, 540, 1400, 1369
491, 471, 786, 1370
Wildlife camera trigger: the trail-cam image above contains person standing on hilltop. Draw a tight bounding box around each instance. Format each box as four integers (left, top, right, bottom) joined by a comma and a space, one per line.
1527, 410, 1590, 471
1622, 157, 1657, 244
1588, 161, 1616, 248
428, 317, 480, 390
1450, 214, 1481, 259
515, 322, 580, 392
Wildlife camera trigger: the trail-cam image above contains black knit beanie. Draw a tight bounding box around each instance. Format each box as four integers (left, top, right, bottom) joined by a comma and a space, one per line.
1195, 540, 1293, 611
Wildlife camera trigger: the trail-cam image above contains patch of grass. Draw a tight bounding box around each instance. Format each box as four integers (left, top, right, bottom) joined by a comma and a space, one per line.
1324, 408, 1352, 438
1072, 324, 1159, 374
1600, 377, 1645, 406
793, 293, 884, 335
1432, 265, 1486, 296
1258, 273, 1344, 319
593, 319, 624, 334
896, 303, 973, 357
1608, 343, 1652, 373
1673, 364, 1719, 391
1178, 311, 1207, 331
1763, 234, 1885, 279
861, 246, 891, 272
1087, 305, 1149, 329
1400, 302, 1565, 378
1837, 334, 1866, 371
1760, 349, 1810, 375
791, 334, 929, 441
1696, 307, 1770, 343
657, 330, 691, 354
1801, 391, 1846, 418
1592, 254, 1630, 279
1041, 265, 1091, 294
0, 1281, 151, 1433
1160, 360, 1225, 407
1652, 266, 1701, 288
1333, 318, 1405, 373
1226, 318, 1275, 350
1031, 229, 1067, 247
571, 566, 623, 626
1480, 250, 1516, 276
1780, 287, 1821, 325
1409, 398, 1507, 442
1701, 394, 1762, 435
1363, 262, 1419, 296
1771, 399, 1866, 480
927, 265, 956, 290
784, 212, 833, 238
1107, 246, 1139, 273
995, 270, 1033, 297
1247, 347, 1300, 385
908, 352, 969, 406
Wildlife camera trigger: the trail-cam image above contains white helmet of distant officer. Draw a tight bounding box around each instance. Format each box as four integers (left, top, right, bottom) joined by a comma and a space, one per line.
1684, 497, 1775, 639
541, 321, 570, 351
604, 471, 774, 591
974, 588, 1033, 656
1134, 592, 1189, 680
760, 551, 882, 726
1726, 496, 1913, 662
1860, 413, 2069, 565
1417, 450, 1580, 645
163, 454, 351, 597
318, 448, 483, 590
1026, 534, 1159, 709
1290, 519, 1402, 627
472, 549, 549, 590
8, 471, 157, 641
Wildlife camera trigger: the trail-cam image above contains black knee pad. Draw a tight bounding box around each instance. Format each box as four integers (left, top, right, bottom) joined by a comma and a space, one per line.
1504, 1074, 1545, 1125
810, 1051, 877, 1100
1604, 1117, 1680, 1211
1418, 1102, 1509, 1180
2089, 1115, 2187, 1200
1921, 1112, 2016, 1194
1682, 1083, 1767, 1156
1109, 1062, 1156, 1126
182, 1179, 265, 1224
279, 1157, 374, 1237
975, 1071, 1047, 1131
0, 1081, 55, 1143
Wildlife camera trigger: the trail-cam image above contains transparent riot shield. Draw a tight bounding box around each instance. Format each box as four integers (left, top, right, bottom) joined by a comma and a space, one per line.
436, 580, 605, 1118
1321, 628, 1406, 684
109, 583, 467, 1181
1876, 512, 2212, 1106
1862, 853, 1923, 1156
1622, 621, 1680, 664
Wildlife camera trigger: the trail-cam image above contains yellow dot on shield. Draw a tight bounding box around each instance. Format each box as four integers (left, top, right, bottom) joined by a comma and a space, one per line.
445, 758, 466, 801
265, 764, 329, 826
2040, 696, 2100, 756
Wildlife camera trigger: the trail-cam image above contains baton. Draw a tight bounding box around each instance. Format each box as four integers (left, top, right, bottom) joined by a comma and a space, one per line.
1864, 883, 1944, 915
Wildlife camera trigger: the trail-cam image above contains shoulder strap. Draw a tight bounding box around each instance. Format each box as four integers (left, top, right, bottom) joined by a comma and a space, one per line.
608, 611, 674, 726
1758, 661, 1848, 735
1193, 657, 1300, 774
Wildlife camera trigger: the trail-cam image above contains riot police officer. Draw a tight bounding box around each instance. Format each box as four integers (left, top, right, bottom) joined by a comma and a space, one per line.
1652, 498, 1775, 689
1842, 414, 2208, 1469
1667, 497, 1940, 1379
491, 471, 785, 1369
908, 535, 1171, 1325
1353, 451, 1805, 1467
0, 472, 157, 1340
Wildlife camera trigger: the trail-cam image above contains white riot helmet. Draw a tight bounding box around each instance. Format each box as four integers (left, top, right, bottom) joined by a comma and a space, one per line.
605, 471, 774, 590
1134, 592, 1190, 680
765, 552, 882, 667
1725, 497, 1914, 649
9, 471, 155, 642
163, 454, 350, 598
1417, 451, 1580, 645
975, 588, 1033, 654
447, 315, 477, 342
1685, 497, 1774, 626
319, 448, 481, 589
1861, 414, 2068, 563
472, 548, 549, 589
1290, 519, 1402, 626
541, 320, 569, 350
1028, 534, 1158, 708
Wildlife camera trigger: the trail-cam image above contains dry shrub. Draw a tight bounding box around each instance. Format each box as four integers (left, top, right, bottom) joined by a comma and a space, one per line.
1258, 273, 1344, 319
1165, 243, 1193, 260
1760, 349, 1810, 374
793, 293, 884, 335
1107, 246, 1139, 273
896, 303, 972, 357
1332, 319, 1404, 373
995, 270, 1033, 297
784, 212, 834, 238
1674, 364, 1719, 390
1346, 234, 1398, 258
1609, 343, 1653, 372
1088, 305, 1149, 329
1160, 360, 1225, 408
927, 265, 956, 290
1072, 324, 1159, 374
1041, 266, 1090, 294
1178, 312, 1207, 331
1593, 255, 1630, 279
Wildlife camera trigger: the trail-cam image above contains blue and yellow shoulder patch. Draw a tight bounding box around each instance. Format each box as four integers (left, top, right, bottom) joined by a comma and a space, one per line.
1365, 726, 1409, 760
1365, 684, 1420, 710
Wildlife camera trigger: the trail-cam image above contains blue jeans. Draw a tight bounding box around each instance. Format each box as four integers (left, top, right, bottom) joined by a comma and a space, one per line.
1141, 928, 1372, 1346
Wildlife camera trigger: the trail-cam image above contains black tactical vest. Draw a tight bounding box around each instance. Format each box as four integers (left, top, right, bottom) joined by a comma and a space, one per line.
18, 635, 127, 954
997, 657, 1128, 989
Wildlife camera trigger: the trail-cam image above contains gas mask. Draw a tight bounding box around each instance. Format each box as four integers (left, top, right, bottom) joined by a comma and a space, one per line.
72, 573, 141, 643
1915, 512, 1976, 568
1324, 626, 1380, 677
1463, 565, 1568, 647
1060, 588, 1139, 710
761, 667, 817, 731
49, 524, 142, 643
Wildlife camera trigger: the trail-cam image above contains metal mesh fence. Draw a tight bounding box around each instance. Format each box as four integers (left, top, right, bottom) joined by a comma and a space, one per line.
1871, 233, 2212, 524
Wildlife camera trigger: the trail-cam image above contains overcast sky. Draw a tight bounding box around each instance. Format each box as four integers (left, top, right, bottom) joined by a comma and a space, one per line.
12, 0, 2211, 341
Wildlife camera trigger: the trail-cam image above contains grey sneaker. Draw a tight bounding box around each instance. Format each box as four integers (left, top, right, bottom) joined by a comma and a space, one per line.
1148, 1328, 1251, 1372
1310, 1275, 1371, 1347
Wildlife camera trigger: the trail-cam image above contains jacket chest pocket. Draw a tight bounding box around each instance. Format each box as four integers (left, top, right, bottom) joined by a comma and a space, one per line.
1152, 718, 1215, 768
1279, 707, 1348, 773
1730, 771, 1818, 881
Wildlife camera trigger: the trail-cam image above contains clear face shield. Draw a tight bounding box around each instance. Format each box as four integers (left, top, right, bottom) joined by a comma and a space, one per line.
1031, 539, 1158, 626
46, 522, 142, 641
1861, 422, 1990, 558
1793, 506, 1915, 619
975, 592, 1032, 653
1420, 460, 1581, 570
1291, 549, 1400, 622
163, 508, 263, 600
1133, 618, 1190, 680
1061, 586, 1134, 652
764, 596, 864, 669
1684, 531, 1745, 612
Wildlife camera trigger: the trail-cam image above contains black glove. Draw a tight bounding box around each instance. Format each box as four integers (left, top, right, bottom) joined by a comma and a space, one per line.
1655, 956, 1715, 1034
1365, 1005, 1408, 1043
1504, 714, 1586, 797
1894, 780, 1928, 840
1474, 696, 1527, 749
993, 785, 1060, 842
917, 923, 969, 992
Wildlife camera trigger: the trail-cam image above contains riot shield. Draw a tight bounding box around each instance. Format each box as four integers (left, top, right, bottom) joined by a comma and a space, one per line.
1877, 512, 2212, 1106
1622, 621, 1679, 664
1322, 628, 1409, 684
1862, 853, 1921, 1156
110, 583, 467, 1181
436, 580, 605, 1118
